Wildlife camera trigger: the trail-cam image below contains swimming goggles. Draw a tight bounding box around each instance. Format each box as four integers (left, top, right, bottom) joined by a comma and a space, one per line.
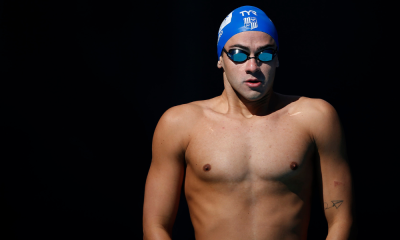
222, 48, 277, 63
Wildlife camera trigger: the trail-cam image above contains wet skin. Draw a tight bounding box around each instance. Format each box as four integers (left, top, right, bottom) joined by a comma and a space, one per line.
143, 31, 354, 240
183, 94, 315, 240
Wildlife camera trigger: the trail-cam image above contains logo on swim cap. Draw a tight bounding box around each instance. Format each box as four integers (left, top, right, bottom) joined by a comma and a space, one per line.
219, 12, 232, 33
216, 6, 279, 59
244, 17, 258, 30
239, 10, 257, 16
218, 12, 232, 43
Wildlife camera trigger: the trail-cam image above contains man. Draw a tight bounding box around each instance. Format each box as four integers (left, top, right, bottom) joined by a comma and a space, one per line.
143, 5, 354, 240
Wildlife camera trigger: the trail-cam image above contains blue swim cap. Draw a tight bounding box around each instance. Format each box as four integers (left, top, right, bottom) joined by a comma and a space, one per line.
217, 6, 279, 59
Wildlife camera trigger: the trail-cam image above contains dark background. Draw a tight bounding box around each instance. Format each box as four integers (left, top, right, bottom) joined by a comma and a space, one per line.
1, 0, 393, 239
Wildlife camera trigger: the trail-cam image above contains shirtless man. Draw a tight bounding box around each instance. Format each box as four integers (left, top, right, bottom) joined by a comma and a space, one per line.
143, 5, 354, 240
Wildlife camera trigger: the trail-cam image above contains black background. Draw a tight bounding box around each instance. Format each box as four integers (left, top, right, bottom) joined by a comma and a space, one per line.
1, 0, 393, 239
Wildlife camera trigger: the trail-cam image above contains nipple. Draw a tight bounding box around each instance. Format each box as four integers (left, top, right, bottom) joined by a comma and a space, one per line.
290, 162, 298, 170
203, 164, 211, 171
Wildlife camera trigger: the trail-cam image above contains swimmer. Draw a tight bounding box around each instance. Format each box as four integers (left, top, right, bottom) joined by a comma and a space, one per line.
143, 5, 354, 240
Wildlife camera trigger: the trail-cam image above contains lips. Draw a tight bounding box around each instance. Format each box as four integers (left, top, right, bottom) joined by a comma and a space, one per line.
245, 79, 261, 87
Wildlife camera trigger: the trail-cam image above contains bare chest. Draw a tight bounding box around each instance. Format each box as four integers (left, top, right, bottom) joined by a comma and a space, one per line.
185, 114, 315, 186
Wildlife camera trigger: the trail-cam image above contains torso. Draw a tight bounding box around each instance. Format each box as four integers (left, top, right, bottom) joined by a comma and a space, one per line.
183, 94, 317, 240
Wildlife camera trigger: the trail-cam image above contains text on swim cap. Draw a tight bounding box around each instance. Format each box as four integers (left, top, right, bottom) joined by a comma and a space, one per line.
240, 10, 257, 16
243, 17, 258, 30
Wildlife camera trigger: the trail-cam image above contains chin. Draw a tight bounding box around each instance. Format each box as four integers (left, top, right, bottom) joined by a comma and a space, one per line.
241, 91, 265, 101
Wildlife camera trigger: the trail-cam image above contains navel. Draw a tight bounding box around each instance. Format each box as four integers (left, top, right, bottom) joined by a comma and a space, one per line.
290, 162, 298, 170
203, 164, 211, 172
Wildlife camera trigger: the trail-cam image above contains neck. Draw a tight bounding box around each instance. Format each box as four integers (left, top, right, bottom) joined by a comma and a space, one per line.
219, 73, 277, 118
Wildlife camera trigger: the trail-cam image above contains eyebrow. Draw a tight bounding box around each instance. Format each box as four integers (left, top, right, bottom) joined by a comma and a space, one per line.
228, 44, 276, 52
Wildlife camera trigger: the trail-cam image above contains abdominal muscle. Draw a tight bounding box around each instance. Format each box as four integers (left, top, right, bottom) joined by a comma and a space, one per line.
184, 167, 312, 240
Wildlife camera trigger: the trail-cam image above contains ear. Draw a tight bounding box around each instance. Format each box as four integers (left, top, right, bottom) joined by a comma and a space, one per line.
275, 55, 279, 68
217, 56, 223, 69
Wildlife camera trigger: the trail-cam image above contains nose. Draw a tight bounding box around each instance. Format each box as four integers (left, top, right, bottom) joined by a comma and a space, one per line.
244, 57, 258, 73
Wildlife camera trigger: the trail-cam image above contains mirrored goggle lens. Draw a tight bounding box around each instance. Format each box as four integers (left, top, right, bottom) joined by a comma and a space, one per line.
228, 49, 276, 62
258, 51, 273, 62
231, 52, 248, 62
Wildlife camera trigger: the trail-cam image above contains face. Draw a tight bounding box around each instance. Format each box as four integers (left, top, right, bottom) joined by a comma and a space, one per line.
217, 31, 279, 101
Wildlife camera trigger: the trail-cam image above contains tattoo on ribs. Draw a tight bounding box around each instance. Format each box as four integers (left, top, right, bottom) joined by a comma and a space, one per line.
324, 200, 343, 210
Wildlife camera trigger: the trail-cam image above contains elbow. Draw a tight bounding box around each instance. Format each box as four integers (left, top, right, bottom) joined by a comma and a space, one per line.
327, 218, 357, 240
143, 223, 172, 240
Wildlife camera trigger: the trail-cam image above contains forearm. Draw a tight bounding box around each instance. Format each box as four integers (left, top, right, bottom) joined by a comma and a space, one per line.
143, 225, 172, 240
326, 220, 355, 240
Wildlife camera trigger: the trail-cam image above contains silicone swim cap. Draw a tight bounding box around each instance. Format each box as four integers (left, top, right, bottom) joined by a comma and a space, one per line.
217, 6, 279, 59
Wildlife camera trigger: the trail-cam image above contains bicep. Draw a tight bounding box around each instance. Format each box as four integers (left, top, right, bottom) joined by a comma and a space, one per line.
143, 159, 184, 232
312, 100, 354, 225
143, 108, 187, 233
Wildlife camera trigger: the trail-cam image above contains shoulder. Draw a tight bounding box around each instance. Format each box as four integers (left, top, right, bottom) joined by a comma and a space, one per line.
289, 97, 341, 140
157, 97, 221, 125
303, 98, 339, 128
276, 92, 335, 117
154, 101, 208, 147
293, 97, 337, 117
157, 101, 205, 128
272, 93, 334, 116
280, 94, 339, 131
